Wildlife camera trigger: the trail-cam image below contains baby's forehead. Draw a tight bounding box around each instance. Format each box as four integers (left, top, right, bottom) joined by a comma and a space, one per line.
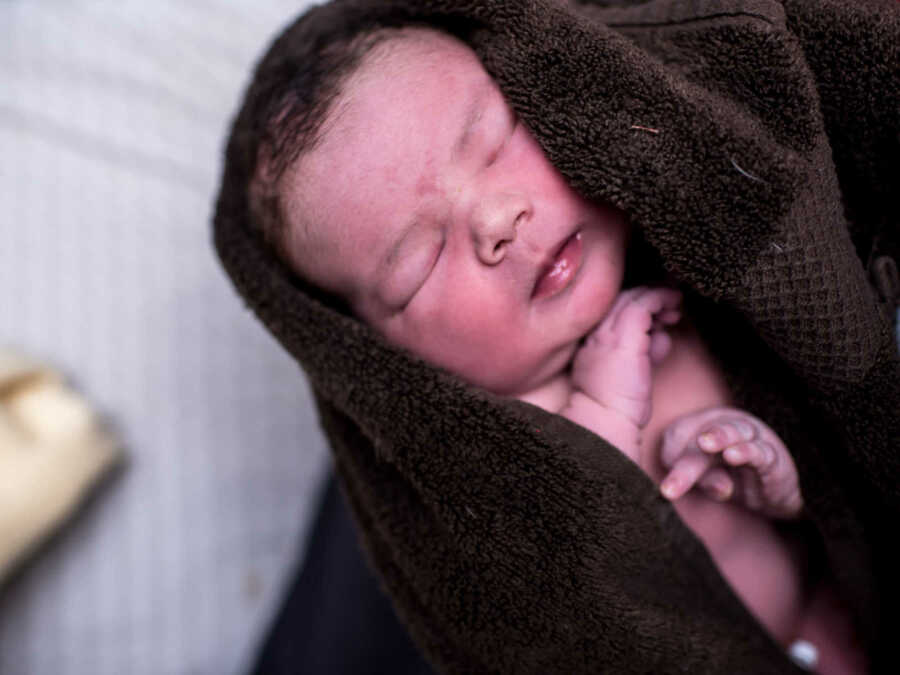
278, 26, 499, 305
341, 28, 489, 111
285, 28, 488, 218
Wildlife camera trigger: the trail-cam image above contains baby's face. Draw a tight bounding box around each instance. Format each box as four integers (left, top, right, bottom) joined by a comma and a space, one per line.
281, 30, 629, 397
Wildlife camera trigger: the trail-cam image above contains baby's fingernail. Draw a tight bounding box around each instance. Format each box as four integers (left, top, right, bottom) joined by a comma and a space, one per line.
735, 421, 754, 439
713, 482, 732, 500
698, 433, 716, 451
724, 447, 742, 463
660, 478, 679, 499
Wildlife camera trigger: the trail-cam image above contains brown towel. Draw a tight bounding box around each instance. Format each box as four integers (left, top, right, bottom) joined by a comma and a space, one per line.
214, 0, 900, 672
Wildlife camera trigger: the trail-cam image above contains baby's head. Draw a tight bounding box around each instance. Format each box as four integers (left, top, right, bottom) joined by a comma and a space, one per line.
250, 25, 630, 397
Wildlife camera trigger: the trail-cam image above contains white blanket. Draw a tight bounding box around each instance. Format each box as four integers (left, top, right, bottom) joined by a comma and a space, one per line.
0, 3, 327, 673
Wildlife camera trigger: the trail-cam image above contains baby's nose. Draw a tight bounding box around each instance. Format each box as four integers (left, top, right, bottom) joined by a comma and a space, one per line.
470, 193, 530, 265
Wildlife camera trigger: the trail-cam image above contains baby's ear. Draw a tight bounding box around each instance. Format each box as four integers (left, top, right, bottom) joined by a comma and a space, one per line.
251, 133, 281, 194
246, 137, 294, 269
247, 147, 276, 224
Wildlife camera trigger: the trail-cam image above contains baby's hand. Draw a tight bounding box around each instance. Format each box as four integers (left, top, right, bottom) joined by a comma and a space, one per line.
571, 286, 682, 428
658, 406, 804, 518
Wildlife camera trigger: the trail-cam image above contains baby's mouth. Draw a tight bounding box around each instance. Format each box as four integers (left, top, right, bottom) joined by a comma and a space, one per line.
531, 230, 583, 300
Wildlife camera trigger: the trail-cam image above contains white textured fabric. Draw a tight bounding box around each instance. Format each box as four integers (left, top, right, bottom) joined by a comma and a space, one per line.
788, 639, 819, 670
0, 3, 329, 674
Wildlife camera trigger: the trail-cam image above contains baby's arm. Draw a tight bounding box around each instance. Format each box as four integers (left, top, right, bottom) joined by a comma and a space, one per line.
560, 287, 682, 461
658, 407, 804, 518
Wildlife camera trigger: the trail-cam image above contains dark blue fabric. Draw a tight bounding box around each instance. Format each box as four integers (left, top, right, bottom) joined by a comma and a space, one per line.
250, 473, 434, 675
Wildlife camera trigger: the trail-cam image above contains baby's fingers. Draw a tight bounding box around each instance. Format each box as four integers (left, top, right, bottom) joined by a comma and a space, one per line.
697, 418, 757, 453
722, 440, 776, 474
697, 468, 734, 501
652, 307, 682, 328
649, 330, 672, 365
613, 289, 683, 350
724, 443, 804, 518
660, 452, 715, 500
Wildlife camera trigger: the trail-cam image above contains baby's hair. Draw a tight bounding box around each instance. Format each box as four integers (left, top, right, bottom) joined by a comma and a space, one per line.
248, 23, 433, 265
241, 12, 664, 294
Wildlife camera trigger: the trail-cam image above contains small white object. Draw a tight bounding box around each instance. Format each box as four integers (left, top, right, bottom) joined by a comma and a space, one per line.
788, 639, 819, 670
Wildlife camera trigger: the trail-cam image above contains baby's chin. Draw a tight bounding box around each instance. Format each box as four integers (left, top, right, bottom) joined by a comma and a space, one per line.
469, 342, 580, 400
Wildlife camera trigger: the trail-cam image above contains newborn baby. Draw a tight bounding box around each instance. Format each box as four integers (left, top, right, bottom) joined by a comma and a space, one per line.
250, 25, 865, 673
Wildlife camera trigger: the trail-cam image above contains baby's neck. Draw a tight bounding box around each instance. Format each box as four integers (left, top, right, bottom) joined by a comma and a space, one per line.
515, 372, 573, 413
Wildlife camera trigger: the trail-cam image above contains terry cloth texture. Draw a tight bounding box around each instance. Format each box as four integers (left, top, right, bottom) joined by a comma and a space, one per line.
214, 1, 900, 672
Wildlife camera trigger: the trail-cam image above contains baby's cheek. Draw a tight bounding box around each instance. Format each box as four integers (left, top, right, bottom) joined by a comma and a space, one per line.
449, 323, 539, 393
573, 269, 621, 331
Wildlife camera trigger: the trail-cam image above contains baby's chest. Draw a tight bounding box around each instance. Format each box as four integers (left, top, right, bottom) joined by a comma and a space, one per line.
640, 318, 734, 483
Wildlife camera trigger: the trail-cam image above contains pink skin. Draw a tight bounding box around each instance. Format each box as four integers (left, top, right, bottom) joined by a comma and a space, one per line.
281, 28, 803, 518
568, 286, 803, 518
567, 286, 803, 517
570, 286, 684, 429
281, 29, 630, 397
658, 406, 805, 519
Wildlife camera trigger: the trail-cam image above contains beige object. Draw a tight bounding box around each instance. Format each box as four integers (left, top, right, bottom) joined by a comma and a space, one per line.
0, 350, 123, 584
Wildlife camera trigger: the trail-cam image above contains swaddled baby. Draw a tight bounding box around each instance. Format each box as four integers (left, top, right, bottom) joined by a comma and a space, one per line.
249, 26, 865, 674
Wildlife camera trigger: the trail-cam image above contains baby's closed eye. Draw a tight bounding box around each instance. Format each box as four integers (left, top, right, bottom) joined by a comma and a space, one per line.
380, 224, 445, 310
